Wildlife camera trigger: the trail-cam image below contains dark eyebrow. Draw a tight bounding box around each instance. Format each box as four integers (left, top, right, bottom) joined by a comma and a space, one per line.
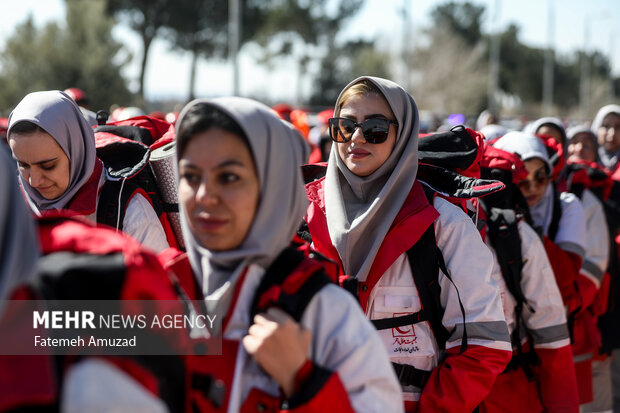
17, 157, 58, 166
341, 113, 394, 121
179, 159, 248, 170
365, 113, 392, 120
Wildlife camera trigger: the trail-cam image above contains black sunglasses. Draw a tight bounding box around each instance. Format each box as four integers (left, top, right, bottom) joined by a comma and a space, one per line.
328, 117, 398, 144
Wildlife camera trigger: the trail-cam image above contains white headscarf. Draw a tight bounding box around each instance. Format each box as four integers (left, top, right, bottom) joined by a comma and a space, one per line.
0, 146, 39, 311
175, 97, 310, 315
591, 104, 620, 170
324, 76, 419, 281
526, 117, 567, 144
493, 131, 554, 233
7, 90, 97, 212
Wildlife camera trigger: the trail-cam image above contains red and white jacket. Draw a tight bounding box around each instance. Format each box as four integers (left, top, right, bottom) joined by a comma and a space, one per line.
305, 177, 512, 412
480, 219, 579, 413
161, 249, 404, 413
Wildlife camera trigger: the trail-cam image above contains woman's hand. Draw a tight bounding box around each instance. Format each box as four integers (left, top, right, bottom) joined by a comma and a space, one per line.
242, 307, 311, 398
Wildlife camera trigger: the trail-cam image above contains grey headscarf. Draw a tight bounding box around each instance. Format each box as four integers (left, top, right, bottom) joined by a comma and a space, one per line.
0, 146, 39, 310
7, 90, 97, 212
324, 76, 419, 282
175, 97, 310, 315
591, 104, 620, 170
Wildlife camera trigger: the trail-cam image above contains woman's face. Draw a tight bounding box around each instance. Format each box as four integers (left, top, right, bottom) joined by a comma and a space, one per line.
336, 94, 397, 177
537, 125, 564, 146
9, 130, 70, 200
597, 113, 620, 153
178, 128, 260, 251
567, 133, 596, 163
519, 158, 550, 207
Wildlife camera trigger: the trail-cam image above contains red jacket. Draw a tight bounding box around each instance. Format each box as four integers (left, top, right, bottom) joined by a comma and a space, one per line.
161, 248, 360, 413
0, 214, 184, 412
305, 177, 512, 413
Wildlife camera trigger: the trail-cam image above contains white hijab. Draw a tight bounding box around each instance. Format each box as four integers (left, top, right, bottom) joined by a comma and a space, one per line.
324, 76, 419, 282
175, 97, 310, 315
493, 131, 554, 233
7, 90, 96, 212
592, 104, 620, 170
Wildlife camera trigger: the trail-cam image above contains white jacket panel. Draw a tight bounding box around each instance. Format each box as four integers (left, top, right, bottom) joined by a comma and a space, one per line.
580, 189, 609, 286
366, 197, 511, 401
488, 220, 570, 350
225, 264, 404, 413
555, 192, 587, 259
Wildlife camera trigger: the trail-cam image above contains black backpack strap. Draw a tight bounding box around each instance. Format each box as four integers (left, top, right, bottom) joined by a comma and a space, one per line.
250, 246, 332, 322
485, 206, 540, 380
419, 185, 467, 353
97, 178, 141, 231
391, 362, 433, 389
404, 225, 451, 350
485, 208, 529, 310
547, 185, 563, 242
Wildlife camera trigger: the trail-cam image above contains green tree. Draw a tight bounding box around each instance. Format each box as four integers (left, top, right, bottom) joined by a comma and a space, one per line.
166, 1, 228, 101
106, 0, 175, 103
408, 1, 488, 115
430, 1, 485, 46
0, 0, 132, 114
309, 39, 392, 106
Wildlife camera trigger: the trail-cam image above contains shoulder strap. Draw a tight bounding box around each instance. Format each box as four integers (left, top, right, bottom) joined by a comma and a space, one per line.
250, 246, 332, 322
408, 186, 467, 353
97, 178, 141, 231
547, 185, 563, 242
485, 208, 529, 310
405, 225, 450, 349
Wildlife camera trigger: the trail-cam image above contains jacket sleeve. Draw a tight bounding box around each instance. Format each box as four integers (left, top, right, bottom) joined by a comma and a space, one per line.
534, 346, 579, 413
543, 236, 582, 313
123, 192, 170, 254
419, 198, 512, 412
299, 284, 404, 413
518, 222, 579, 412
283, 360, 355, 413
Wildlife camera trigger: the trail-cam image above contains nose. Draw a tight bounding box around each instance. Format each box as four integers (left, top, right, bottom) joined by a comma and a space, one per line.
196, 180, 218, 207
28, 168, 43, 188
350, 125, 367, 143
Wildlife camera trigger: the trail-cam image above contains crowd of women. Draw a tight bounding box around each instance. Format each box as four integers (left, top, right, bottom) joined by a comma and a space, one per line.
0, 76, 619, 413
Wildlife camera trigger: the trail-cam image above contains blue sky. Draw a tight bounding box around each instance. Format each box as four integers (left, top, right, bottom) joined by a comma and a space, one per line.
1, 0, 618, 103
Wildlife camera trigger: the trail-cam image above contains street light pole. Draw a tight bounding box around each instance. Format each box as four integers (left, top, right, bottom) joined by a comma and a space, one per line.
487, 0, 501, 113
229, 0, 241, 96
542, 0, 555, 116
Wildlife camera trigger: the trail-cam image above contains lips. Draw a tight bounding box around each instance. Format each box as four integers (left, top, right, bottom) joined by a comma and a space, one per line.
195, 216, 228, 231
36, 185, 54, 194
348, 148, 370, 159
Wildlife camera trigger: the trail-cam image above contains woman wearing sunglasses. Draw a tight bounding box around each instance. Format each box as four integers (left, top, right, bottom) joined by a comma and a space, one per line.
304, 76, 512, 412
162, 96, 402, 412
494, 131, 599, 407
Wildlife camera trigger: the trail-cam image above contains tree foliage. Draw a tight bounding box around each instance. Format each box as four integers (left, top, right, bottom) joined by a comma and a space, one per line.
106, 0, 175, 102
430, 1, 485, 46
309, 39, 391, 106
0, 0, 132, 115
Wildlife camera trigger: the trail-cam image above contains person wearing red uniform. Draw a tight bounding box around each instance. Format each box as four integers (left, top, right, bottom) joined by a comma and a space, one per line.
304, 76, 512, 412
7, 90, 169, 253
476, 145, 579, 413
162, 96, 402, 412
494, 131, 595, 404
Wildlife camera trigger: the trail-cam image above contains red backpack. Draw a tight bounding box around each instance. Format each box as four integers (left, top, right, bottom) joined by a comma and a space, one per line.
94, 115, 184, 250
